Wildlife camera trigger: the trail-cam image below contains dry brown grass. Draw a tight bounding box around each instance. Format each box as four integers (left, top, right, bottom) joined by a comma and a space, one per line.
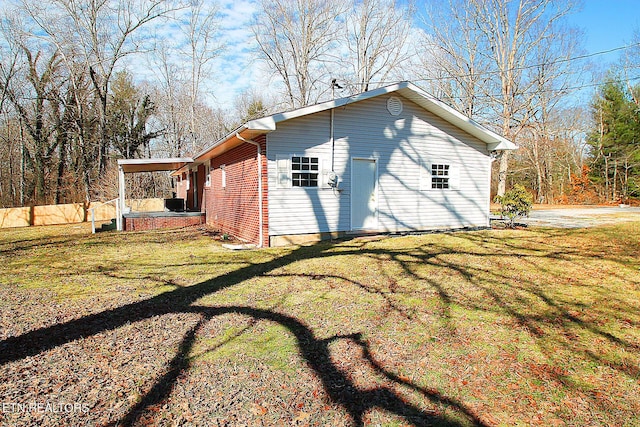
1, 222, 639, 426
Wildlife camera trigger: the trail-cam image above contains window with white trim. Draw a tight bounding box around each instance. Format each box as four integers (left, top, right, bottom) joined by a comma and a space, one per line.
420, 162, 460, 191
431, 164, 450, 189
291, 156, 319, 187
205, 164, 211, 187
220, 164, 226, 188
276, 155, 329, 188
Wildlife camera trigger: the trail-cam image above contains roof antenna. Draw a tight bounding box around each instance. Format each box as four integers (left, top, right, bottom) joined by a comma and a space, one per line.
331, 79, 343, 99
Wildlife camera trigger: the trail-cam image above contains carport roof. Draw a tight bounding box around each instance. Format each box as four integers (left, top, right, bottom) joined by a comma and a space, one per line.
117, 158, 193, 173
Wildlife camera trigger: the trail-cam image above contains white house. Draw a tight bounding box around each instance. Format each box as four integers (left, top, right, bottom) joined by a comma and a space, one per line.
173, 81, 517, 247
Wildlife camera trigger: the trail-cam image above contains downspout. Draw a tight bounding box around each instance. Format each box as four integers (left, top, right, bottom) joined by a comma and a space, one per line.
330, 108, 335, 171
235, 132, 264, 248
117, 164, 125, 231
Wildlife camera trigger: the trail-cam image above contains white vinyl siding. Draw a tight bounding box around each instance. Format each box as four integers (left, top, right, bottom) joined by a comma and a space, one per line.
267, 95, 492, 237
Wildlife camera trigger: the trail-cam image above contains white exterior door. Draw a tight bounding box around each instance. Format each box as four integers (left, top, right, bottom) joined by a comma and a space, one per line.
351, 158, 378, 230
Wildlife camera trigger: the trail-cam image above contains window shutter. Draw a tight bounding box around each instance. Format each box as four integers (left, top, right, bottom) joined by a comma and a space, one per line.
276, 157, 291, 188
449, 164, 460, 190
419, 162, 431, 191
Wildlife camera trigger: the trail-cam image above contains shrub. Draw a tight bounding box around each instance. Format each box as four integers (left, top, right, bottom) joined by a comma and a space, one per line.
494, 184, 533, 228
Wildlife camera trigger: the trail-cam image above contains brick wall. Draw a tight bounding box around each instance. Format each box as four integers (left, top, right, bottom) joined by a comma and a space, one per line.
204, 135, 268, 246
124, 214, 205, 231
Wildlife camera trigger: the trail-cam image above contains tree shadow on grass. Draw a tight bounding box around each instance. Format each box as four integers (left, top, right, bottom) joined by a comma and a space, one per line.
0, 241, 487, 427
107, 305, 487, 426
3, 227, 637, 425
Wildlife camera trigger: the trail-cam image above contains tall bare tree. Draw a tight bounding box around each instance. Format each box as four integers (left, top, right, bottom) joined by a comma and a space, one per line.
422, 0, 579, 196
421, 1, 490, 119
474, 0, 577, 196
252, 0, 346, 108
0, 44, 63, 204
181, 0, 223, 153
344, 0, 414, 93
516, 19, 581, 202
24, 0, 176, 173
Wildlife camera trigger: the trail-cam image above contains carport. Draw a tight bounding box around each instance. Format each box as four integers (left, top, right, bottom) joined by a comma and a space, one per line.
116, 158, 193, 231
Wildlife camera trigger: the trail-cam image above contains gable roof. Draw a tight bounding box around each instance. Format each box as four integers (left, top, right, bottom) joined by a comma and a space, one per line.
173, 81, 516, 175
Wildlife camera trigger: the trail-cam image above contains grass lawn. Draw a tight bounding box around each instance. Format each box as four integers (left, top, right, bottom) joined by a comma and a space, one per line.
0, 222, 639, 426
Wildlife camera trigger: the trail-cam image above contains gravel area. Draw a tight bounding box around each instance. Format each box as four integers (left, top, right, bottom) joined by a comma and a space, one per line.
524, 206, 640, 228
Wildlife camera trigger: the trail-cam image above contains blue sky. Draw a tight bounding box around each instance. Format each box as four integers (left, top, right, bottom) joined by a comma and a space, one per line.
75, 0, 640, 109
568, 0, 639, 61
0, 0, 640, 108
187, 0, 640, 110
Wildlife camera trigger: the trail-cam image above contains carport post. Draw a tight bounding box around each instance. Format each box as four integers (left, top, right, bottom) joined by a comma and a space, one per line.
118, 164, 125, 231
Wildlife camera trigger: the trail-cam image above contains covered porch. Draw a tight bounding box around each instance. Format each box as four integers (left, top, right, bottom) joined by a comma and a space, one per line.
117, 158, 203, 231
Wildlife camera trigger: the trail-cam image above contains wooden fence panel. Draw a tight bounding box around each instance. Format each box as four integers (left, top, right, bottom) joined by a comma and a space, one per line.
0, 198, 165, 228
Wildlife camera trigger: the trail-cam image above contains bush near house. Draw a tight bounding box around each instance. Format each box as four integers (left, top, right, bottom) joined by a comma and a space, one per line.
494, 184, 534, 227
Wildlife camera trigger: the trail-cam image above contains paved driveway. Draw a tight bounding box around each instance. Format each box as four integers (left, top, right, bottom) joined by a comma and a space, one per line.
524, 206, 640, 228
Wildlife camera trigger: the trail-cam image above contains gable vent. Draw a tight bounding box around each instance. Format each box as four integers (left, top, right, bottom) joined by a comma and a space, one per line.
387, 96, 403, 116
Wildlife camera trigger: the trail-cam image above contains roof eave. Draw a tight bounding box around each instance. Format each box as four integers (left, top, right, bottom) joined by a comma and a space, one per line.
487, 140, 518, 151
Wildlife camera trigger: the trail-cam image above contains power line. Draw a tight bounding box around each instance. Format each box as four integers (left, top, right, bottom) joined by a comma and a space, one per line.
431, 74, 640, 103
551, 42, 640, 63
335, 42, 640, 90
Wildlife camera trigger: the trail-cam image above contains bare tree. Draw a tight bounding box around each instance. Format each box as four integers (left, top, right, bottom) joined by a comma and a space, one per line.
179, 0, 223, 153
422, 0, 579, 196
233, 88, 276, 123
252, 0, 347, 108
0, 19, 22, 206
516, 19, 581, 203
344, 0, 414, 93
0, 43, 63, 204
0, 0, 228, 206
0, 45, 19, 115
23, 0, 177, 174
147, 43, 190, 157
421, 1, 491, 119
146, 2, 223, 156
473, 0, 578, 196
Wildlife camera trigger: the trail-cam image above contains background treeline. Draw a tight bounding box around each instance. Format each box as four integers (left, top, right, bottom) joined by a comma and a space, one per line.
0, 0, 638, 208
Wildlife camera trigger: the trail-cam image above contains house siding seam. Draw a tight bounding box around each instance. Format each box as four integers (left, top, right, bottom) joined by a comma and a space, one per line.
204, 135, 267, 246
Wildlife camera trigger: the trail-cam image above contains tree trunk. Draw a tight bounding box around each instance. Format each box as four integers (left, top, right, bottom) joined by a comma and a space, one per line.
55, 135, 67, 204
604, 154, 609, 201
612, 158, 617, 201
497, 150, 510, 197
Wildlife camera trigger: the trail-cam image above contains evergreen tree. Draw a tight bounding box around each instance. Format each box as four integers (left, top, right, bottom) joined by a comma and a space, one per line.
588, 78, 640, 201
107, 72, 162, 159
